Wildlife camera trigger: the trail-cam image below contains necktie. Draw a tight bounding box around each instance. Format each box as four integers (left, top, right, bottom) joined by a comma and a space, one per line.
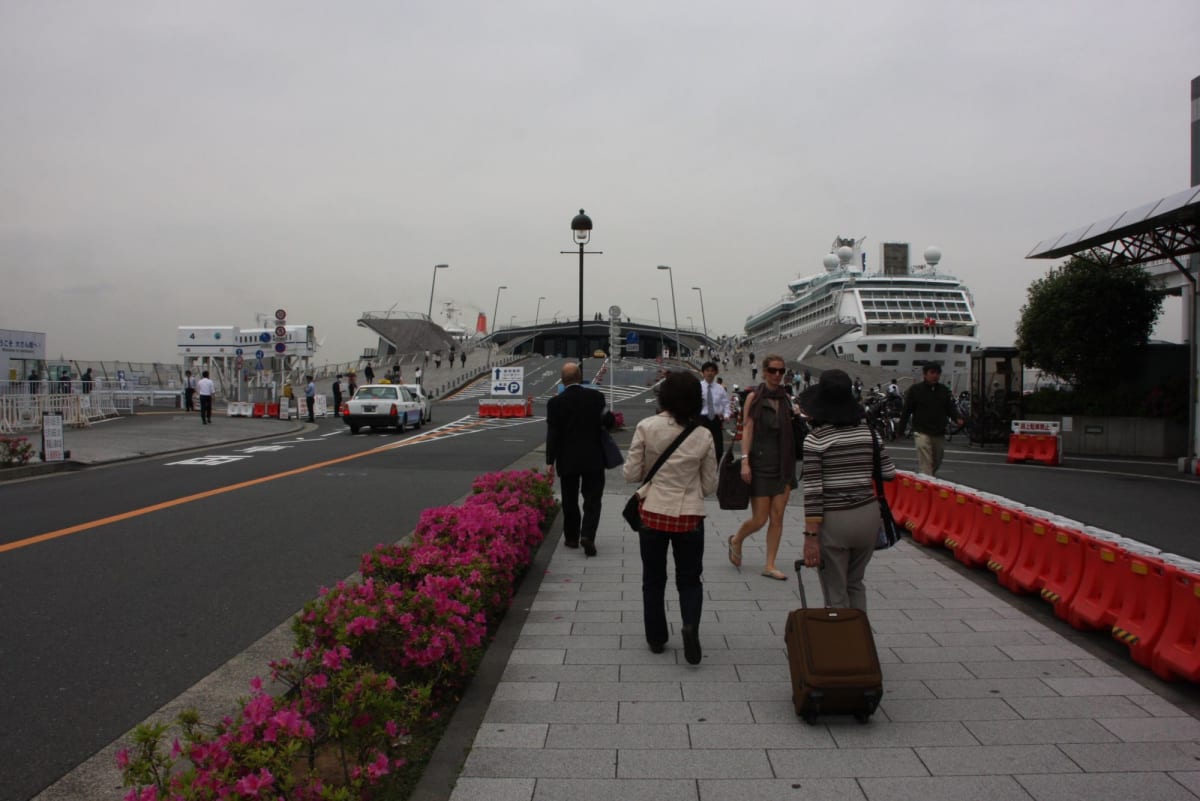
707, 382, 714, 418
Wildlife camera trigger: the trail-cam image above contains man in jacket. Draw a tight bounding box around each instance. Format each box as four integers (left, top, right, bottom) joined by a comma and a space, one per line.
546, 362, 615, 556
898, 362, 963, 476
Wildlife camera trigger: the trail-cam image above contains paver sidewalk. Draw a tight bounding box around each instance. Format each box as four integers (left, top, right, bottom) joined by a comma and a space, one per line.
450, 491, 1200, 801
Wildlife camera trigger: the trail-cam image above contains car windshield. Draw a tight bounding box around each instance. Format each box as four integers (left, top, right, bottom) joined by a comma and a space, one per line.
355, 386, 398, 400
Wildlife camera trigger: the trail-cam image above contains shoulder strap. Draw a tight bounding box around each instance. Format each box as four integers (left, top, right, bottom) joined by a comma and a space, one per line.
640, 422, 699, 488
869, 427, 885, 497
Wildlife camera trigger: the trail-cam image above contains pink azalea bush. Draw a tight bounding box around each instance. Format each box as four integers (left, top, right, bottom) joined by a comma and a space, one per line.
0, 435, 35, 467
119, 469, 556, 801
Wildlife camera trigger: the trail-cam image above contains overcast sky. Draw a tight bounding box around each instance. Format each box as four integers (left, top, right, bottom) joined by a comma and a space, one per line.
2, 0, 1197, 364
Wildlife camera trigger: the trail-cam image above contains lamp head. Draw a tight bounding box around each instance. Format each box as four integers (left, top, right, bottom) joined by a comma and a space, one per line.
571, 209, 593, 245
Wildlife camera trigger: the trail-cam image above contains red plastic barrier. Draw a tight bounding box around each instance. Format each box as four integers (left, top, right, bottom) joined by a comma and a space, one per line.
986, 506, 1029, 589
1030, 435, 1060, 466
1040, 526, 1089, 621
1065, 538, 1126, 631
1151, 563, 1200, 682
252, 402, 266, 418
1002, 511, 1057, 594
894, 476, 932, 535
267, 403, 280, 418
956, 499, 1021, 570
914, 484, 956, 547
1006, 435, 1034, 463
1111, 554, 1175, 671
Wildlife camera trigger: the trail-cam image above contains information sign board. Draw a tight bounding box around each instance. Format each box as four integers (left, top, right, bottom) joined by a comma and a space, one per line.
490, 366, 525, 396
41, 412, 66, 462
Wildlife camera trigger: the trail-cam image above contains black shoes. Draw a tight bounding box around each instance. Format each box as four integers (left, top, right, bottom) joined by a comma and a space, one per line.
648, 641, 666, 654
581, 539, 597, 557
681, 625, 702, 665
563, 538, 579, 549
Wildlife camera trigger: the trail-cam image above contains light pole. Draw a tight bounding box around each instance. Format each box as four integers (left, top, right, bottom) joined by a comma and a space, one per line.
535, 296, 546, 325
650, 297, 663, 357
692, 285, 708, 339
509, 314, 517, 328
427, 263, 449, 319
492, 285, 507, 334
687, 316, 694, 330
657, 265, 681, 359
562, 209, 601, 360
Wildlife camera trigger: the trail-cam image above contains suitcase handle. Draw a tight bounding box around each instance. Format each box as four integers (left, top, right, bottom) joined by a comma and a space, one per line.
794, 558, 825, 609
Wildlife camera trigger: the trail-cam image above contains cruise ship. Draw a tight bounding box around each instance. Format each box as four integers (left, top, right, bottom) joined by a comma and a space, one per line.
744, 237, 981, 389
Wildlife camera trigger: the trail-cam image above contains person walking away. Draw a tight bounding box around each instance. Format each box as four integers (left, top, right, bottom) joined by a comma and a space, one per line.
183, 370, 196, 412
727, 354, 799, 580
798, 369, 896, 609
434, 351, 442, 370
698, 361, 730, 461
197, 371, 215, 424
545, 362, 616, 557
897, 362, 963, 476
81, 368, 93, 394
363, 364, 375, 384
347, 373, 358, 398
414, 365, 423, 387
304, 375, 316, 422
624, 370, 717, 663
460, 350, 466, 369
332, 374, 343, 416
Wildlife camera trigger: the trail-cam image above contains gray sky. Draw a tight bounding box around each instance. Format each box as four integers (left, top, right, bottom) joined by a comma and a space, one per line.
2, 0, 1197, 364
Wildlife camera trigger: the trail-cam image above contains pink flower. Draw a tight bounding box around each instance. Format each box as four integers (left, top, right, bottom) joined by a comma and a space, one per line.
115, 748, 130, 770
234, 768, 275, 797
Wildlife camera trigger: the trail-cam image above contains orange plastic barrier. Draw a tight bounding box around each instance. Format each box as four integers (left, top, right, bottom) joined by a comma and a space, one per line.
1110, 553, 1175, 671
1064, 535, 1129, 631
893, 476, 933, 535
986, 505, 1029, 589
1007, 421, 1062, 466
1001, 510, 1059, 594
914, 484, 957, 547
1029, 435, 1060, 466
1150, 561, 1200, 682
955, 497, 1021, 570
1006, 434, 1034, 462
1039, 525, 1089, 621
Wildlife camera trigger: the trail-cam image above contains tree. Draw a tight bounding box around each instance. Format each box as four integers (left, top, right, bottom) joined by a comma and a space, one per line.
1016, 255, 1164, 394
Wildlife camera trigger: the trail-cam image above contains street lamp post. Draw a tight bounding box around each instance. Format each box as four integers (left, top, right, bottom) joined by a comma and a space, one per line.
692, 285, 708, 339
427, 263, 449, 319
650, 297, 663, 357
509, 314, 517, 328
535, 296, 546, 326
657, 265, 681, 359
492, 285, 507, 334
562, 210, 601, 360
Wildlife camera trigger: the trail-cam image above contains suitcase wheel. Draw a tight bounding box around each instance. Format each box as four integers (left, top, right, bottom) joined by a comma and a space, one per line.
802, 712, 819, 725
854, 712, 871, 724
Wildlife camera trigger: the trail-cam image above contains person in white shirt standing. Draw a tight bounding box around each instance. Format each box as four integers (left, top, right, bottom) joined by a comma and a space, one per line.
698, 361, 730, 461
197, 371, 215, 424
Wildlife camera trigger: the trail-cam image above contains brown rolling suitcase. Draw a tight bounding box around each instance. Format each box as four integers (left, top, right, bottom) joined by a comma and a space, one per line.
784, 559, 883, 724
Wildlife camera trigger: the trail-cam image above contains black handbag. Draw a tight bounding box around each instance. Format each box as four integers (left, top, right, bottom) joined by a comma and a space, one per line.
717, 447, 750, 510
601, 429, 624, 469
870, 428, 902, 550
623, 422, 698, 531
791, 412, 810, 461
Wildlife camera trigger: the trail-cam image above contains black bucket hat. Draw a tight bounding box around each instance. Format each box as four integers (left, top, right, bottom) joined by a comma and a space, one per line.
798, 369, 862, 425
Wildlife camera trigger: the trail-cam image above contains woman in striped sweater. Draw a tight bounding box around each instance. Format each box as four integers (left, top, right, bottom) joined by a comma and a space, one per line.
798, 369, 896, 610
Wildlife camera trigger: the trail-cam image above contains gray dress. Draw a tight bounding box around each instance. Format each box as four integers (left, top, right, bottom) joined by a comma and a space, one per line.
749, 398, 798, 497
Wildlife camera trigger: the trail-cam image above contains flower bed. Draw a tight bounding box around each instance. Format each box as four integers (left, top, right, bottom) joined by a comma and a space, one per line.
118, 469, 557, 801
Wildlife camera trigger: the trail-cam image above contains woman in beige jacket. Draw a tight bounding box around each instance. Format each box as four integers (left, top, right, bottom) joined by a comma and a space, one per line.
624, 371, 718, 664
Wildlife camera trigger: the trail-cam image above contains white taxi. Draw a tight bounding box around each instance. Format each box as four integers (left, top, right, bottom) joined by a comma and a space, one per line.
398, 383, 432, 424
341, 384, 423, 434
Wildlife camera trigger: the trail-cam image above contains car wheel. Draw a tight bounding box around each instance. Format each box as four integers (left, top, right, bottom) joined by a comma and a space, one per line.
413, 412, 422, 430
396, 415, 406, 433
349, 424, 360, 434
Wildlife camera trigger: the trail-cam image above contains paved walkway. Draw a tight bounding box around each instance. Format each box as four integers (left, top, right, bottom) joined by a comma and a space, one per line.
448, 487, 1200, 801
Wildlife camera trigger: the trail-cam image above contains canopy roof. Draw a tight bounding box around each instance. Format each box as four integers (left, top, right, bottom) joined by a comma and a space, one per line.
1027, 185, 1200, 266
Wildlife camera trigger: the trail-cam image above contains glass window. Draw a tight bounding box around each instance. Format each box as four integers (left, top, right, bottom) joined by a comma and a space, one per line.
891, 343, 907, 352
857, 344, 868, 353
914, 343, 931, 352
934, 344, 948, 352
877, 344, 887, 352
880, 359, 899, 366
953, 345, 964, 353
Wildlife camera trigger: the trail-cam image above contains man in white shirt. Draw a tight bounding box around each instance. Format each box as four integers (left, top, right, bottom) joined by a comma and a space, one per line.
698, 361, 730, 461
197, 370, 216, 424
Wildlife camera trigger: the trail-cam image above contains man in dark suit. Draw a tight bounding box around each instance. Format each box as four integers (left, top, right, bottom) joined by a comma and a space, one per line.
546, 362, 615, 557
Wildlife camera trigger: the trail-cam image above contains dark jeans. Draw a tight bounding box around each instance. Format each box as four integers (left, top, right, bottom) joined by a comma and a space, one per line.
306, 396, 315, 421
701, 416, 724, 462
199, 395, 212, 423
639, 521, 705, 646
559, 468, 605, 544
184, 388, 195, 412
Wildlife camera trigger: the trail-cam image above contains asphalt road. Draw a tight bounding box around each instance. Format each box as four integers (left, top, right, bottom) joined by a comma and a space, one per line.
5, 355, 1197, 800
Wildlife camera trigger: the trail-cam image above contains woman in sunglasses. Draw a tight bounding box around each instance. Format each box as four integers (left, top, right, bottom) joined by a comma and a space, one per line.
727, 354, 799, 580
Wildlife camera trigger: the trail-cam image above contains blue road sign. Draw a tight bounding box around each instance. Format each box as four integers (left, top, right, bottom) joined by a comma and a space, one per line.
255, 349, 264, 359
235, 348, 244, 356
259, 332, 271, 343
255, 359, 265, 371
274, 342, 286, 353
